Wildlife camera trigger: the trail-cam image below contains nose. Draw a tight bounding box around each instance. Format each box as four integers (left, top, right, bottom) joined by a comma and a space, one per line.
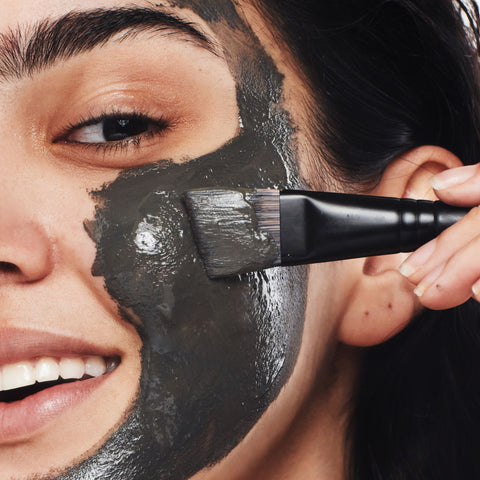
0, 203, 54, 284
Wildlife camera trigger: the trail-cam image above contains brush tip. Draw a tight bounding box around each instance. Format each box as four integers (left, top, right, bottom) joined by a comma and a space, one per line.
184, 188, 281, 278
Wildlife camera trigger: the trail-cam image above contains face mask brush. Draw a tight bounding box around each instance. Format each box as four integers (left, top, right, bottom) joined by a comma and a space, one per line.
183, 188, 469, 278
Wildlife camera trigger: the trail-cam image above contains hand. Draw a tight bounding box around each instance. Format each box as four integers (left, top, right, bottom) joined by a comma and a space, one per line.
399, 164, 480, 310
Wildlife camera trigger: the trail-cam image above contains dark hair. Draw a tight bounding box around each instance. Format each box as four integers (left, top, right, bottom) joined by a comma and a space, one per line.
254, 0, 480, 478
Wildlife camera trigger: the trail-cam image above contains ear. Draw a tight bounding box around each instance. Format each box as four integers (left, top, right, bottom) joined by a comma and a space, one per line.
337, 146, 463, 347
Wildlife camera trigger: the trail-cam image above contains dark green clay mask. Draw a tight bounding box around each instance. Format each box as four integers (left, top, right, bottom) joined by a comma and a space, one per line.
56, 2, 307, 479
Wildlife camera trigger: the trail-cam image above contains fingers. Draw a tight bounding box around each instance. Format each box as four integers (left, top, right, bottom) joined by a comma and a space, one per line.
399, 162, 480, 310
430, 164, 480, 206
399, 207, 480, 309
420, 236, 480, 309
400, 206, 480, 282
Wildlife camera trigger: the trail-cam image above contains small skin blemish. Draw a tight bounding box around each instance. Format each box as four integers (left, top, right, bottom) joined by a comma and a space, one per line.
388, 303, 392, 309
364, 311, 369, 317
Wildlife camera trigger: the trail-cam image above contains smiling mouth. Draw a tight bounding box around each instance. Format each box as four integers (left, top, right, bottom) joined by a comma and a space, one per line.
0, 356, 119, 403
0, 328, 123, 443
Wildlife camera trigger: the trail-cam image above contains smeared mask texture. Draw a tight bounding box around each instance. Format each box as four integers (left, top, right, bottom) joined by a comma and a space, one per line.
55, 2, 307, 479
183, 188, 282, 277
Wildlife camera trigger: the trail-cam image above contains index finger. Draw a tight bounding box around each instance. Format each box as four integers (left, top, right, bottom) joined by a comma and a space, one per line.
431, 164, 480, 206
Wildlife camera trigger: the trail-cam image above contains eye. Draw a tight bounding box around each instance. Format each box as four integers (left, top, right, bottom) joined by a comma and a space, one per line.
56, 112, 169, 146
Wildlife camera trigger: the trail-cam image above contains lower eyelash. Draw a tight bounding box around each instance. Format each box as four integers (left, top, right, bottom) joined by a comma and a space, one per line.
54, 112, 171, 155
79, 128, 161, 155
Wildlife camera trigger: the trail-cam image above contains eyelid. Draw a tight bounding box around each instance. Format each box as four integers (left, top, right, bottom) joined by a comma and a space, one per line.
49, 111, 173, 167
52, 110, 170, 144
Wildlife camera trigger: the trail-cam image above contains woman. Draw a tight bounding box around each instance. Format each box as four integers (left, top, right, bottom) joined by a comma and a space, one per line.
0, 0, 478, 479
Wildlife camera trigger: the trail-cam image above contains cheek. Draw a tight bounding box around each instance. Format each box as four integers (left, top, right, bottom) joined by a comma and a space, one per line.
87, 135, 307, 468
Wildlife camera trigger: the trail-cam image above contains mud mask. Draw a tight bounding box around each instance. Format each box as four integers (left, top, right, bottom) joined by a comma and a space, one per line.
55, 2, 307, 479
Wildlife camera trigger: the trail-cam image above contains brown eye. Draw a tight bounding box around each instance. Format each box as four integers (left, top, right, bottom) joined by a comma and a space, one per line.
102, 117, 152, 142
61, 113, 168, 145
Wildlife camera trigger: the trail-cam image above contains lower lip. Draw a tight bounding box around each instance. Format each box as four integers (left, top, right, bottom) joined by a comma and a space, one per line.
0, 374, 109, 443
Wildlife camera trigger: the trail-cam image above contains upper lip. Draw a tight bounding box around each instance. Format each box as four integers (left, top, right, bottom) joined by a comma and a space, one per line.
0, 327, 119, 366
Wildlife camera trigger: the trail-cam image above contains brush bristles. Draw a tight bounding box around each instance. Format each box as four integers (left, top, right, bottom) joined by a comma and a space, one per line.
247, 189, 281, 249
184, 188, 281, 278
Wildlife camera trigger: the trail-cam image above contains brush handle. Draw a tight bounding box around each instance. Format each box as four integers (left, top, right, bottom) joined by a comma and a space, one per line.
280, 191, 469, 266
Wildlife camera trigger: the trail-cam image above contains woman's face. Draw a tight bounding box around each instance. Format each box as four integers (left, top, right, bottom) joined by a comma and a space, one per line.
0, 1, 343, 479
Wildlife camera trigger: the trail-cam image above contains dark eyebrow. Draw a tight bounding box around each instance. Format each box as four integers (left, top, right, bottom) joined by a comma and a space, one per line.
0, 7, 220, 81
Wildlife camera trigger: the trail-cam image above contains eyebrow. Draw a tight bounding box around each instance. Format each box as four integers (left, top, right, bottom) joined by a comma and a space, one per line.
0, 7, 220, 81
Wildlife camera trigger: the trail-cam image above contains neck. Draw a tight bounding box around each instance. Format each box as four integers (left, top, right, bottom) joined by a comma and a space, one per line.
192, 343, 361, 480
250, 344, 359, 480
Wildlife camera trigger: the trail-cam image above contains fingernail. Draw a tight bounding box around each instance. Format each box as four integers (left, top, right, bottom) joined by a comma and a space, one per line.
430, 165, 477, 190
399, 262, 416, 278
472, 279, 480, 297
413, 284, 427, 297
399, 238, 437, 278
413, 263, 445, 297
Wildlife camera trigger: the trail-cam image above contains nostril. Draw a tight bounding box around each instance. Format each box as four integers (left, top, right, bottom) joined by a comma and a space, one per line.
0, 219, 54, 283
0, 262, 21, 274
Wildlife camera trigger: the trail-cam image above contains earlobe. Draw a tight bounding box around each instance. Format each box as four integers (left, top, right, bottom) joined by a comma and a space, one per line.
337, 146, 463, 347
338, 269, 419, 347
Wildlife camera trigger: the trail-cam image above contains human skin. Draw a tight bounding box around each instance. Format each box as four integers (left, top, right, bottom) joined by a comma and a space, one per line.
0, 0, 475, 479
0, 1, 347, 479
399, 164, 480, 309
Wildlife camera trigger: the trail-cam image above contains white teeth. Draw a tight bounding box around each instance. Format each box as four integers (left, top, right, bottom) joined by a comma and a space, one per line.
85, 356, 106, 378
59, 358, 85, 380
0, 355, 111, 392
3, 362, 35, 391
35, 357, 60, 383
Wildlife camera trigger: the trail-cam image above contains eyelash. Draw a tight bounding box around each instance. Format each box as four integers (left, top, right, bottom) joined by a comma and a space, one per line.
54, 110, 170, 155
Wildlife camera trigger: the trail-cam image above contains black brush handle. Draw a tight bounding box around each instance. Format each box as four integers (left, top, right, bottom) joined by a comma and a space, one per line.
280, 191, 469, 266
